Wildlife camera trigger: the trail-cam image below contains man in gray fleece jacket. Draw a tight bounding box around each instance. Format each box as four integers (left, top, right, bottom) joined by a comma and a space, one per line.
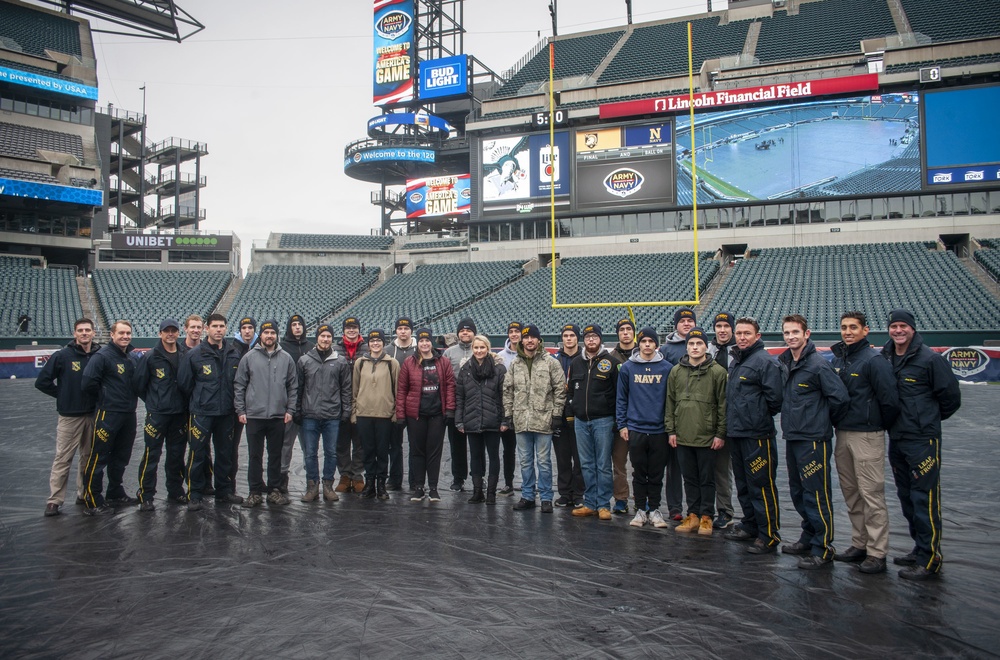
235, 319, 298, 507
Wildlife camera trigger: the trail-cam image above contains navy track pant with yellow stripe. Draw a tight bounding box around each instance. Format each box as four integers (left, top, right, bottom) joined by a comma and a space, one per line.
186, 413, 235, 501
787, 439, 835, 559
731, 435, 781, 547
136, 412, 187, 502
83, 409, 137, 508
889, 437, 943, 570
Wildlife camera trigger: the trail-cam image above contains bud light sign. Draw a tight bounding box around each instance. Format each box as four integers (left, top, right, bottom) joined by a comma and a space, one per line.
419, 55, 468, 101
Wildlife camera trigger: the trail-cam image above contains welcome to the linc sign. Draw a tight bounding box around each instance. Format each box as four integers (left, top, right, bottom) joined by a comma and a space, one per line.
599, 74, 880, 120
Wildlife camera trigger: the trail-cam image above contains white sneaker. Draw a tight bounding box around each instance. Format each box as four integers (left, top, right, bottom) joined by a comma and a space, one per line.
629, 510, 648, 527
649, 509, 668, 528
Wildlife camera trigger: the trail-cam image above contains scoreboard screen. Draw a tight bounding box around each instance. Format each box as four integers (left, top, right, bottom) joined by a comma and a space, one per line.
574, 121, 674, 211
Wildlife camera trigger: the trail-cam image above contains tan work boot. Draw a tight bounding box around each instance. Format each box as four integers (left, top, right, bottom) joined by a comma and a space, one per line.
301, 479, 319, 503
353, 477, 366, 494
698, 515, 714, 536
323, 479, 340, 502
675, 513, 699, 533
335, 475, 352, 493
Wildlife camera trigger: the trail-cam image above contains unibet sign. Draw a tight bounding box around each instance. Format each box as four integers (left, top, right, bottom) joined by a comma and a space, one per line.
110, 233, 233, 251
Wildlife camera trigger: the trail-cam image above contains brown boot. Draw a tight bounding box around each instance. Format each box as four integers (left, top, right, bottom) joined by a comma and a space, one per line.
353, 477, 366, 494
301, 480, 319, 503
675, 513, 699, 533
322, 479, 339, 502
698, 515, 714, 536
335, 475, 351, 493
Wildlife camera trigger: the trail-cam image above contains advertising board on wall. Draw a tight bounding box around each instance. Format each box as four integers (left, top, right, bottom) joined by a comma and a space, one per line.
406, 174, 471, 218
373, 0, 415, 107
419, 55, 469, 101
575, 121, 674, 211
922, 84, 1000, 187
481, 132, 570, 214
109, 233, 233, 251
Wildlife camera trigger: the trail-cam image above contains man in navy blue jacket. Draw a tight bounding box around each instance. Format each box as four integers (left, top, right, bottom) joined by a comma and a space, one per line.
616, 327, 673, 528
81, 320, 140, 515
830, 311, 900, 575
178, 313, 244, 510
133, 318, 190, 510
35, 318, 99, 516
881, 309, 961, 581
723, 317, 785, 554
777, 314, 849, 570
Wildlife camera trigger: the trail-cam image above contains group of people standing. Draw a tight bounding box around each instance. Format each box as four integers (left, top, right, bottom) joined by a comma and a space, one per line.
35, 303, 960, 581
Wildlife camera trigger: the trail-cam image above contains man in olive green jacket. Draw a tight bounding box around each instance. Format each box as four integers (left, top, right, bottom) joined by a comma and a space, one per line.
502, 324, 567, 513
665, 327, 728, 536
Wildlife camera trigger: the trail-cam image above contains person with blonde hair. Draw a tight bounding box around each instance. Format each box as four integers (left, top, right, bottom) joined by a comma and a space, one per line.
455, 335, 506, 504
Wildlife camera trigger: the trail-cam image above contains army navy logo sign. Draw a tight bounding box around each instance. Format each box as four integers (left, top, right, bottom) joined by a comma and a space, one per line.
944, 347, 989, 377
375, 10, 411, 40
603, 168, 644, 198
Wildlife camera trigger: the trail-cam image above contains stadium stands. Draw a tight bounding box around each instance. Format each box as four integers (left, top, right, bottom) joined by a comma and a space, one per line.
332, 261, 524, 334
0, 166, 59, 184
754, 0, 896, 64
0, 2, 82, 57
0, 122, 85, 163
703, 243, 1000, 333
979, 238, 1000, 250
598, 17, 748, 85
0, 58, 83, 83
229, 265, 379, 332
899, 0, 1000, 43
435, 252, 719, 336
885, 53, 1000, 74
494, 30, 625, 98
92, 269, 233, 338
403, 239, 461, 250
0, 256, 82, 337
277, 233, 394, 251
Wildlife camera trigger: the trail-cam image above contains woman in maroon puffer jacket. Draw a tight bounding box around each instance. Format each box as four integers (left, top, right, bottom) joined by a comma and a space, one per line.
395, 328, 456, 502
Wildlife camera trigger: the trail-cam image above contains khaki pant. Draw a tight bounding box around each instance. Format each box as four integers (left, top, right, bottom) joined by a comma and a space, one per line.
48, 414, 94, 506
714, 440, 734, 517
612, 434, 630, 500
834, 429, 889, 558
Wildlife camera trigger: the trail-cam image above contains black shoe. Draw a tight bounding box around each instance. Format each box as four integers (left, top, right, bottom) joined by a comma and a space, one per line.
485, 491, 496, 505
44, 503, 60, 517
834, 546, 867, 563
713, 513, 734, 529
75, 497, 85, 506
376, 480, 389, 501
513, 498, 535, 511
572, 499, 585, 509
187, 499, 204, 512
899, 562, 941, 581
83, 504, 115, 516
782, 541, 810, 556
540, 500, 553, 513
202, 486, 216, 497
893, 549, 919, 566
554, 496, 570, 507
361, 480, 376, 499
107, 495, 139, 506
858, 556, 887, 574
746, 538, 777, 554
450, 480, 464, 492
278, 472, 290, 494
725, 526, 755, 542
385, 483, 402, 492
467, 490, 485, 504
410, 487, 425, 502
167, 495, 189, 505
428, 489, 441, 502
498, 485, 515, 497
798, 555, 833, 570
138, 499, 155, 512
215, 493, 244, 504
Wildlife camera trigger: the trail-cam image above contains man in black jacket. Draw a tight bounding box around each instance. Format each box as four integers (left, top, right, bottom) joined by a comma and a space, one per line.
178, 313, 244, 511
881, 309, 961, 581
708, 311, 738, 529
553, 323, 585, 508
35, 318, 99, 516
278, 313, 314, 493
133, 318, 190, 511
81, 320, 140, 515
723, 317, 785, 554
830, 311, 900, 574
386, 317, 416, 491
777, 314, 849, 570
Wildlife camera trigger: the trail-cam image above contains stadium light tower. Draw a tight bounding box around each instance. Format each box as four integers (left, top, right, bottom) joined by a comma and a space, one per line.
549, 1, 557, 36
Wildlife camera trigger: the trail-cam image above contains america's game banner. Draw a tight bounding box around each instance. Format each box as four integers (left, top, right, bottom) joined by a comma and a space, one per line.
406, 174, 471, 219
373, 0, 415, 106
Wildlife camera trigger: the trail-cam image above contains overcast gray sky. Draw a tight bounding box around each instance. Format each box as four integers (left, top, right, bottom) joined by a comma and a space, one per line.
89, 0, 727, 263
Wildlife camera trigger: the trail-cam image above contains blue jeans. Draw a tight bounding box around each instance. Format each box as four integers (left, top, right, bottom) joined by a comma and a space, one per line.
299, 418, 340, 482
516, 432, 553, 502
575, 416, 615, 510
